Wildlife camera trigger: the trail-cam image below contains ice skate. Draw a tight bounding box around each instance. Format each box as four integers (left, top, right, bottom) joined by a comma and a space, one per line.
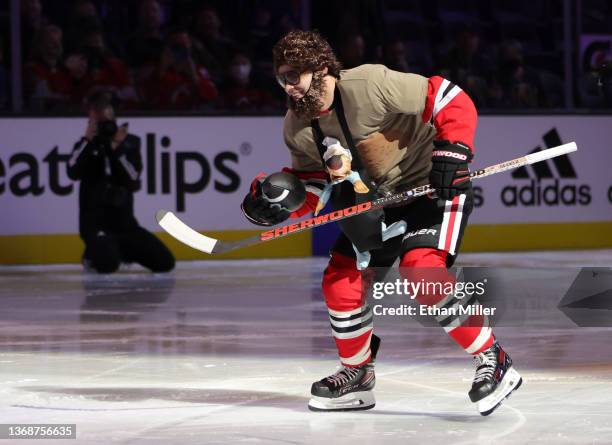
469, 340, 522, 416
309, 335, 380, 411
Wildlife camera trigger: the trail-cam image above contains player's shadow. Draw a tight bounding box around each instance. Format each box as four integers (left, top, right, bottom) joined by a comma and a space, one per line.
367, 409, 486, 423
18, 386, 484, 421
17, 386, 309, 412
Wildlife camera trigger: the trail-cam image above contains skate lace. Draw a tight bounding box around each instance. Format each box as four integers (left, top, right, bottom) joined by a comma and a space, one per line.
473, 349, 497, 383
326, 367, 360, 387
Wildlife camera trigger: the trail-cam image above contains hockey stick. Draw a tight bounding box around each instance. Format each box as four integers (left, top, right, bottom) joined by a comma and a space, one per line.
157, 142, 577, 255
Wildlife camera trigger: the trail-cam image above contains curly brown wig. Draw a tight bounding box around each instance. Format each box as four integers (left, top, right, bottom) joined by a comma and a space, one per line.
273, 30, 342, 78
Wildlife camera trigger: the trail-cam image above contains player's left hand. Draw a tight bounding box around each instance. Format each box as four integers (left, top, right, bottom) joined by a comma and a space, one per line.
429, 140, 473, 201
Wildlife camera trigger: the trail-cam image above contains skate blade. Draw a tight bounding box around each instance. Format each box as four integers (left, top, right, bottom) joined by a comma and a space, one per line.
477, 367, 523, 416
308, 391, 375, 412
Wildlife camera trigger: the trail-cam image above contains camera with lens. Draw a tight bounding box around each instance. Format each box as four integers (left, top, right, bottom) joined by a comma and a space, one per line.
97, 120, 118, 141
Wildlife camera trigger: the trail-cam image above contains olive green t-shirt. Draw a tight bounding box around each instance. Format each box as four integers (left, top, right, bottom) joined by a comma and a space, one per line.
283, 64, 437, 193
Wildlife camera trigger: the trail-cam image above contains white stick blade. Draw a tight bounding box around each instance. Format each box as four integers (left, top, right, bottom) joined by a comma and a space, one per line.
156, 210, 217, 254
525, 142, 577, 165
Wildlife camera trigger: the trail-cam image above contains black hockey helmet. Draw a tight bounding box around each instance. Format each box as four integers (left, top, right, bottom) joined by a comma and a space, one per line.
261, 172, 307, 212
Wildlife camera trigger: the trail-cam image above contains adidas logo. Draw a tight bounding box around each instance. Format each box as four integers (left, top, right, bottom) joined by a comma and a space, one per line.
502, 128, 591, 207
511, 128, 576, 181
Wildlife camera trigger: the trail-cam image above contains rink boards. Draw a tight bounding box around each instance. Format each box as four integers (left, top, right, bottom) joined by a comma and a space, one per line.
0, 115, 610, 264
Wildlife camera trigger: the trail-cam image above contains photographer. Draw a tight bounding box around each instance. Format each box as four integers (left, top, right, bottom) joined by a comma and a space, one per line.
67, 92, 175, 273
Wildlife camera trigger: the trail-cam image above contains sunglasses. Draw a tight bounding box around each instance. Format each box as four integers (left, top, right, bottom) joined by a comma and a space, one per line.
276, 70, 302, 87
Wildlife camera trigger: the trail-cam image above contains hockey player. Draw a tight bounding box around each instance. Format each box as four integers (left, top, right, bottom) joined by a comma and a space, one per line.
241, 30, 522, 415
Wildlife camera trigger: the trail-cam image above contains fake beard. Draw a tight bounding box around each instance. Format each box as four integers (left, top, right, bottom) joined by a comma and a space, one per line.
287, 72, 326, 120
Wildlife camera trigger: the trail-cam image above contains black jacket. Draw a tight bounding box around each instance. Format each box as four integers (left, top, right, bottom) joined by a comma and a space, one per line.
67, 133, 142, 240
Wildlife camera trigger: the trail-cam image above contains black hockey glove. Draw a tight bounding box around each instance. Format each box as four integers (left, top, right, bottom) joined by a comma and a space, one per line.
241, 176, 291, 226
429, 141, 473, 201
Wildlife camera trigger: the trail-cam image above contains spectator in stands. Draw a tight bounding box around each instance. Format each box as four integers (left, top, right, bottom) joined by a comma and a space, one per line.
73, 0, 97, 18
382, 38, 411, 73
439, 26, 491, 81
217, 53, 277, 112
67, 91, 175, 274
21, 0, 49, 59
312, 2, 384, 62
578, 46, 612, 108
141, 28, 217, 110
64, 0, 125, 59
0, 36, 9, 110
126, 0, 166, 69
24, 24, 79, 111
244, 6, 296, 106
191, 5, 237, 81
599, 62, 612, 106
437, 25, 492, 107
64, 0, 102, 55
491, 40, 545, 108
337, 32, 366, 69
277, 11, 298, 37
21, 0, 45, 30
71, 26, 138, 108
247, 6, 278, 63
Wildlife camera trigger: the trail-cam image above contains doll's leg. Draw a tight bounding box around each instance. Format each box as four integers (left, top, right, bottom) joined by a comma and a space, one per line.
352, 244, 372, 270
381, 220, 407, 242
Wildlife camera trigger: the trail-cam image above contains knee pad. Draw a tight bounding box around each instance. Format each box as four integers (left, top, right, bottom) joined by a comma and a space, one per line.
400, 247, 448, 268
399, 248, 454, 306
322, 252, 365, 311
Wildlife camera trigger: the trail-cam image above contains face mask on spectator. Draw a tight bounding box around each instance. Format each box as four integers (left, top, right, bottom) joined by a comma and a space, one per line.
230, 63, 251, 83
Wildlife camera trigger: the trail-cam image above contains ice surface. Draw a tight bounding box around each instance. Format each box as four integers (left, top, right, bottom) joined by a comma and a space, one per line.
0, 250, 611, 444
